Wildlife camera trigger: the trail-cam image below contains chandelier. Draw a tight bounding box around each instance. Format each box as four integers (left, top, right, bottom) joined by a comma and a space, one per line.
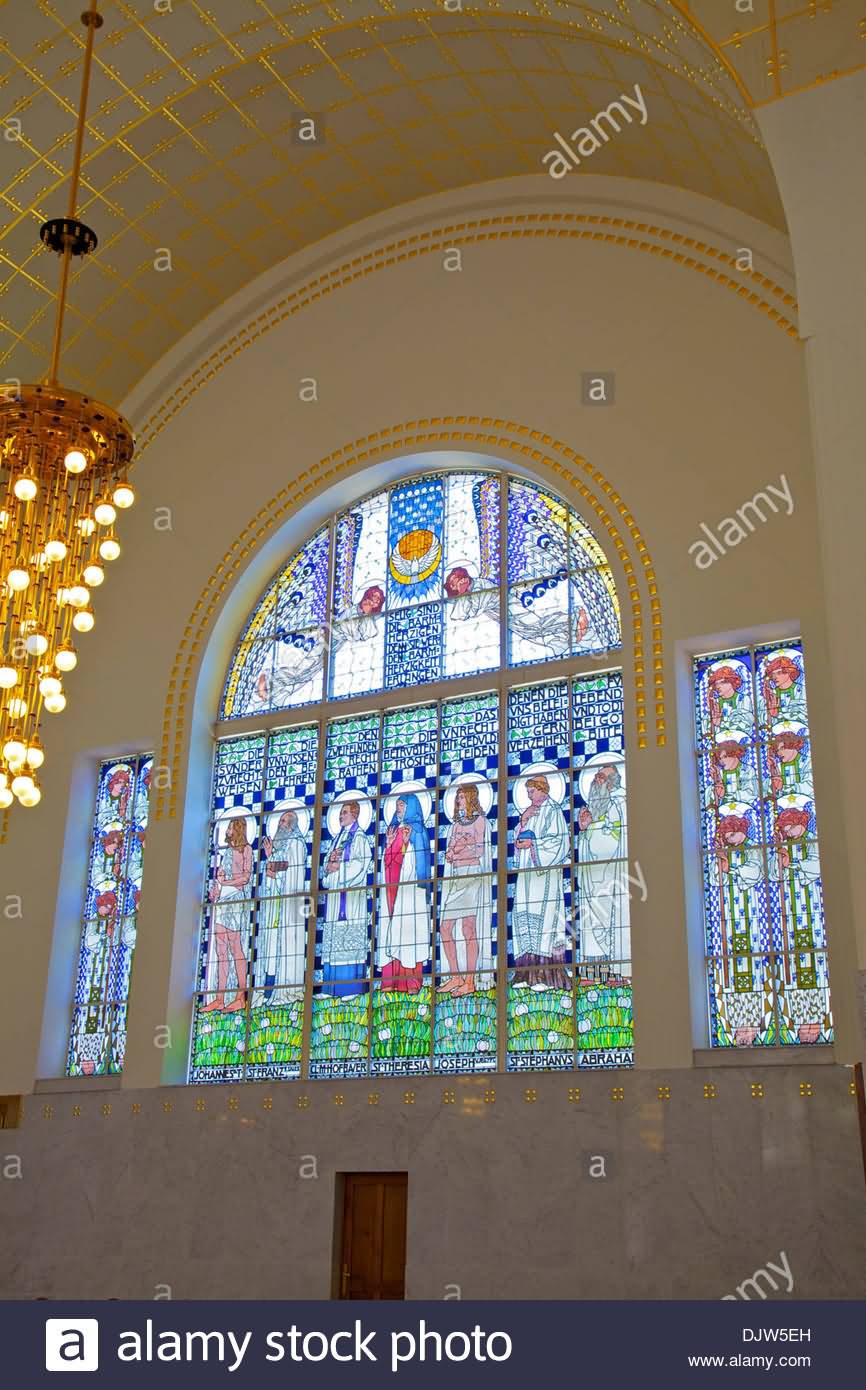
0, 3, 135, 811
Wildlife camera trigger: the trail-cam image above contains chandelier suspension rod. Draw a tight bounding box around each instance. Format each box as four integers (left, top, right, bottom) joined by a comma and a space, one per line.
47, 3, 102, 388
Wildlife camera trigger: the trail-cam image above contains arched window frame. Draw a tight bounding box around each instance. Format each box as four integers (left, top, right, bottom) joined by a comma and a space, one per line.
191, 464, 632, 1082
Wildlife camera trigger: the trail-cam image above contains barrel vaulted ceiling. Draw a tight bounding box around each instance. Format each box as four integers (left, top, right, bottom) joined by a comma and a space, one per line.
0, 0, 861, 406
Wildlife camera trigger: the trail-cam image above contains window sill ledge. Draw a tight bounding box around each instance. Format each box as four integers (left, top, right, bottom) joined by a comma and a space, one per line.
693, 1046, 836, 1067
33, 1075, 122, 1094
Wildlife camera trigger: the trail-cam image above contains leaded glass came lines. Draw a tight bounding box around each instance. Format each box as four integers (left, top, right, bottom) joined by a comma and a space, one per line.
694, 639, 832, 1049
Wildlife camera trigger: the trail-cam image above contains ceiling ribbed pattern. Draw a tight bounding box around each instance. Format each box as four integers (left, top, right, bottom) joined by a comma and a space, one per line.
0, 0, 797, 403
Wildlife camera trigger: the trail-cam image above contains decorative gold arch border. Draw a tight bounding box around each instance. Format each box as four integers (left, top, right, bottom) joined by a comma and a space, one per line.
135, 210, 799, 458
154, 421, 663, 824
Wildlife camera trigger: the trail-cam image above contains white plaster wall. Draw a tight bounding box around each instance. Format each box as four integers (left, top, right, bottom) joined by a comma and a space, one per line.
757, 72, 866, 1031
0, 172, 856, 1100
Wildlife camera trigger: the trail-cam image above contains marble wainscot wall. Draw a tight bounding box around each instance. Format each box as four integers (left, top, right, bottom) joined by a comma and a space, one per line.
1, 1067, 863, 1301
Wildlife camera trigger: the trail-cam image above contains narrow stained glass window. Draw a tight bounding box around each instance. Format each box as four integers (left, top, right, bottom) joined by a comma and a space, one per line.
694, 639, 831, 1049
67, 754, 152, 1076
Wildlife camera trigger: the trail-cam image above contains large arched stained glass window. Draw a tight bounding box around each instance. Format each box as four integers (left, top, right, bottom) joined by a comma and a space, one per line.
191, 465, 631, 1083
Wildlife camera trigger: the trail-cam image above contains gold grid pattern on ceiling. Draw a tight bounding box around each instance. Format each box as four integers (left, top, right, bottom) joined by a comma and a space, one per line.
1, 0, 782, 405
681, 0, 866, 106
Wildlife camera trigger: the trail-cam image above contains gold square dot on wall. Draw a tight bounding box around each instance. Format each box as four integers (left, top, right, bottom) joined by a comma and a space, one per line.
42, 1105, 53, 1119
524, 1088, 537, 1103
101, 1103, 112, 1117
567, 1088, 580, 1103
227, 1097, 240, 1111
799, 1082, 814, 1098
262, 1096, 273, 1110
851, 1081, 857, 1097
162, 1100, 173, 1113
750, 1083, 764, 1099
72, 1105, 81, 1117
334, 1094, 345, 1107
131, 1103, 141, 1115
657, 1085, 671, 1101
296, 1095, 310, 1110
403, 1091, 416, 1105
195, 1098, 206, 1112
367, 1093, 379, 1106
610, 1087, 625, 1102
442, 1089, 456, 1105
484, 1090, 496, 1104
703, 1083, 717, 1100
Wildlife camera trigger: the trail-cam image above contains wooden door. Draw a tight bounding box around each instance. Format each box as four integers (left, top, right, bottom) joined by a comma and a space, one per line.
339, 1173, 407, 1299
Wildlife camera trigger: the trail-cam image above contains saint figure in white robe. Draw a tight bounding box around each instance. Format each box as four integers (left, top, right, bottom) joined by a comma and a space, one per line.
576, 761, 629, 968
257, 809, 307, 1003
512, 773, 570, 988
322, 799, 373, 996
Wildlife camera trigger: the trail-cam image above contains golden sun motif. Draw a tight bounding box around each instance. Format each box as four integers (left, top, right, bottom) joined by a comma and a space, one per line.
388, 528, 441, 585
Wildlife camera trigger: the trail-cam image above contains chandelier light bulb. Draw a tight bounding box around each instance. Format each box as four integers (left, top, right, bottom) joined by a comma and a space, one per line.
83, 563, 104, 587
19, 784, 42, 807
3, 738, 26, 764
39, 675, 62, 699
0, 665, 18, 689
43, 691, 67, 714
77, 517, 97, 537
55, 646, 77, 673
64, 448, 88, 474
0, 787, 12, 810
7, 697, 28, 719
11, 772, 35, 800
94, 499, 117, 527
67, 584, 89, 608
99, 537, 120, 562
7, 567, 29, 592
72, 607, 95, 633
112, 481, 135, 509
44, 539, 68, 563
25, 741, 45, 770
24, 632, 49, 657
13, 474, 38, 502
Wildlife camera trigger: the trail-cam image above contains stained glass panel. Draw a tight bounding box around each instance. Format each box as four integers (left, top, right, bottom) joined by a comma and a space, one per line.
695, 639, 831, 1049
67, 754, 152, 1077
434, 693, 499, 1072
503, 673, 632, 1070
221, 526, 329, 718
507, 478, 570, 583
190, 727, 318, 1083
313, 714, 377, 1077
222, 469, 619, 712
